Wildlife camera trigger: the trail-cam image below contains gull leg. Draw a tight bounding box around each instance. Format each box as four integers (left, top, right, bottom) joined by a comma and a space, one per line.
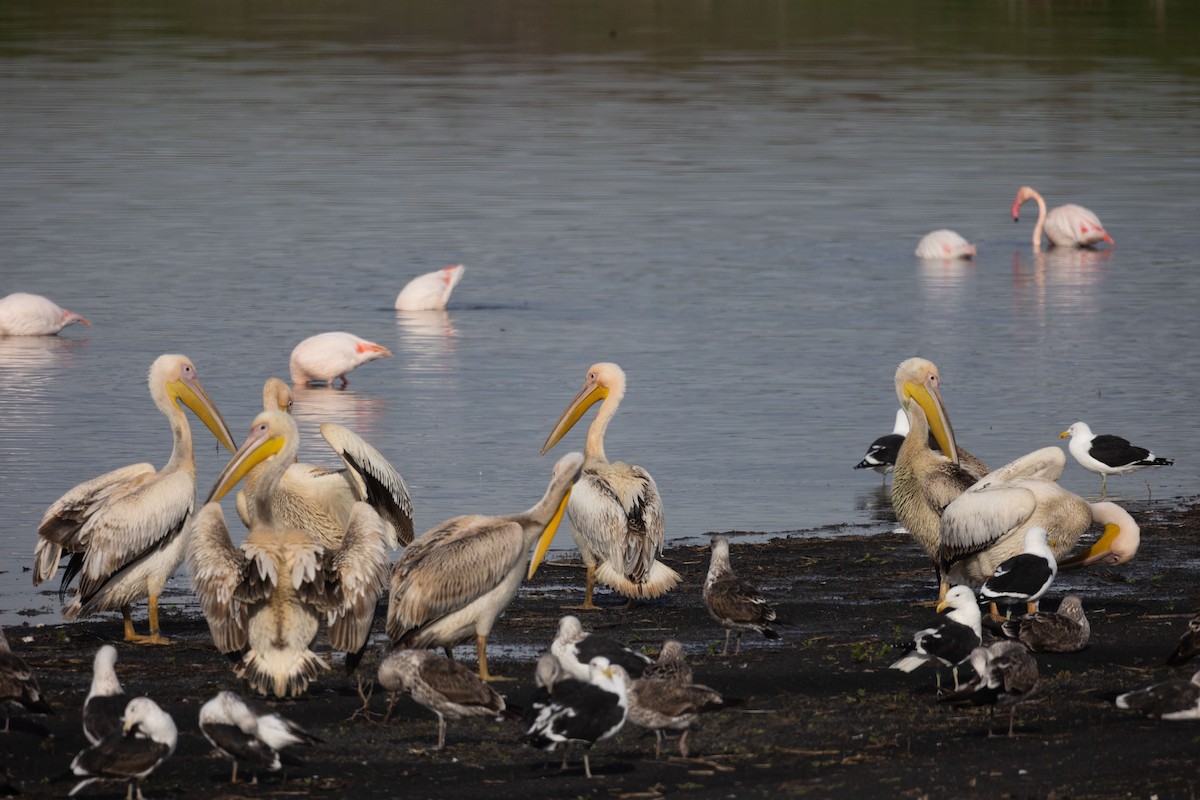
230, 760, 239, 784
679, 729, 691, 759
734, 631, 743, 655
721, 630, 731, 656
436, 713, 447, 750
1100, 474, 1108, 500
383, 691, 400, 722
654, 730, 663, 759
582, 753, 593, 779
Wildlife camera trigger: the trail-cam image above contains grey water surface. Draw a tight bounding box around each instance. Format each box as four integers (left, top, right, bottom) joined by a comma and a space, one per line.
2, 1, 1199, 623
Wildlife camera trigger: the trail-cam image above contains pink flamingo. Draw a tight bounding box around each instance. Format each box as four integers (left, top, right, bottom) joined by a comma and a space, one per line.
394, 265, 466, 311
1011, 187, 1113, 251
0, 292, 90, 335
915, 230, 976, 260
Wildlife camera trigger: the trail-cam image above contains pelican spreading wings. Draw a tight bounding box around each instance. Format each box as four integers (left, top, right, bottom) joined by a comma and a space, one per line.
189, 410, 389, 698
890, 357, 987, 599
236, 378, 414, 550
386, 452, 583, 681
541, 362, 681, 609
33, 354, 235, 644
939, 446, 1139, 593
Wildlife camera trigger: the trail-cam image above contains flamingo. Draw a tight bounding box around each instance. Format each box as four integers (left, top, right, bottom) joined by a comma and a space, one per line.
915, 230, 976, 260
0, 292, 90, 335
289, 331, 392, 387
1011, 186, 1113, 251
395, 265, 466, 311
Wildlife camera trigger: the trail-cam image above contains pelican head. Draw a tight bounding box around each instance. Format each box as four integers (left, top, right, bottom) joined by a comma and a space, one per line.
263, 377, 293, 413
205, 410, 298, 504
150, 354, 236, 452
527, 451, 585, 579
541, 362, 627, 455
1059, 502, 1140, 569
894, 357, 959, 465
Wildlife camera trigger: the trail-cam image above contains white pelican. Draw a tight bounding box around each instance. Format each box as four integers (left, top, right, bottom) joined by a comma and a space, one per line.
188, 410, 390, 698
938, 445, 1140, 590
289, 331, 392, 387
890, 357, 988, 599
377, 648, 507, 750
394, 264, 466, 311
84, 645, 128, 745
541, 362, 680, 609
939, 641, 1040, 737
70, 696, 176, 800
525, 655, 629, 779
915, 230, 976, 260
0, 627, 53, 733
199, 691, 319, 784
33, 354, 236, 644
0, 292, 90, 335
1000, 595, 1090, 654
1060, 421, 1173, 499
386, 452, 582, 681
703, 535, 779, 655
237, 378, 414, 550
1011, 186, 1114, 251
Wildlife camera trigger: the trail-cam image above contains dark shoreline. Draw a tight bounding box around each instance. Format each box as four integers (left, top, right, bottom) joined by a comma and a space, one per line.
5, 497, 1200, 799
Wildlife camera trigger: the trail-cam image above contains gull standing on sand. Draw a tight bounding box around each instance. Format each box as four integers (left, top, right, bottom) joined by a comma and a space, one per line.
238, 378, 414, 551
890, 585, 982, 689
525, 656, 629, 779
69, 696, 176, 800
33, 354, 236, 645
199, 690, 319, 784
0, 292, 91, 335
1060, 421, 1173, 499
386, 453, 583, 681
940, 641, 1040, 737
83, 645, 128, 744
289, 331, 392, 387
1000, 594, 1090, 653
541, 362, 681, 609
625, 644, 729, 758
377, 648, 507, 750
0, 627, 53, 733
703, 535, 779, 655
395, 264, 466, 311
189, 410, 390, 698
978, 526, 1058, 616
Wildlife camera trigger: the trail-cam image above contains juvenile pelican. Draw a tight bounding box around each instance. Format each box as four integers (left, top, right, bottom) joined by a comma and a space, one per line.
0, 292, 91, 335
289, 331, 392, 387
541, 363, 681, 609
237, 378, 414, 549
939, 445, 1139, 590
890, 357, 987, 599
33, 354, 235, 644
394, 264, 466, 311
188, 410, 390, 698
386, 452, 583, 681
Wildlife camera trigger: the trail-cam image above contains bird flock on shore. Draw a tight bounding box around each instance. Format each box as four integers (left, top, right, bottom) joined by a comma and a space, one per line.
2, 198, 1197, 796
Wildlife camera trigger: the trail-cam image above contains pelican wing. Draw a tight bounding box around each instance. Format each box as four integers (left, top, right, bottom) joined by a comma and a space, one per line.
188, 504, 253, 654
940, 483, 1038, 560
970, 447, 1066, 489
38, 463, 157, 550
386, 516, 524, 640
919, 461, 978, 518
321, 423, 415, 547
74, 469, 196, 604
573, 464, 665, 581
312, 503, 389, 653
622, 466, 665, 583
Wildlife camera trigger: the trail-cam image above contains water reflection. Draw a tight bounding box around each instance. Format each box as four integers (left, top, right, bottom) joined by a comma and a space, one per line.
916, 256, 975, 303
395, 310, 460, 372
290, 384, 390, 449
1009, 248, 1110, 320
0, 336, 89, 427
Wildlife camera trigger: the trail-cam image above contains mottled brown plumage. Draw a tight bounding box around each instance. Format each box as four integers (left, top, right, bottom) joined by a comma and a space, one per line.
1167, 613, 1200, 666
1000, 594, 1090, 653
703, 536, 779, 655
0, 628, 53, 732
627, 675, 726, 758
378, 649, 506, 749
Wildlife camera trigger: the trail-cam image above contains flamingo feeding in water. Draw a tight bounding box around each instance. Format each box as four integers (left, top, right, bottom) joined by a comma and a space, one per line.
1011, 186, 1113, 251
395, 265, 466, 311
289, 331, 392, 387
915, 230, 976, 260
0, 292, 91, 335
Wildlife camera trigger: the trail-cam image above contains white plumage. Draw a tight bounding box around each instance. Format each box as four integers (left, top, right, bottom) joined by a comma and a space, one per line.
1011, 186, 1113, 251
0, 292, 90, 335
289, 331, 392, 387
1060, 421, 1173, 499
915, 229, 976, 260
394, 264, 466, 311
70, 696, 176, 800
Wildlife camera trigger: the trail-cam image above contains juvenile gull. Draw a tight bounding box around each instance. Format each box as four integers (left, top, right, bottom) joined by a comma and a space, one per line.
642, 640, 693, 684
940, 641, 1040, 737
1115, 670, 1200, 720
1060, 421, 1173, 499
703, 536, 779, 655
1000, 594, 1090, 653
377, 649, 506, 750
70, 696, 176, 800
551, 615, 653, 682
626, 670, 728, 758
83, 645, 127, 744
0, 627, 53, 733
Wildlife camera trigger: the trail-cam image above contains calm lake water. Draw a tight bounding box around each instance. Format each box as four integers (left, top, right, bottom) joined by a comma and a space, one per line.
2, 1, 1199, 624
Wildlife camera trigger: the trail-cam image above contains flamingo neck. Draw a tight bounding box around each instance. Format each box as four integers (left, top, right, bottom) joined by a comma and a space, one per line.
1029, 190, 1048, 251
